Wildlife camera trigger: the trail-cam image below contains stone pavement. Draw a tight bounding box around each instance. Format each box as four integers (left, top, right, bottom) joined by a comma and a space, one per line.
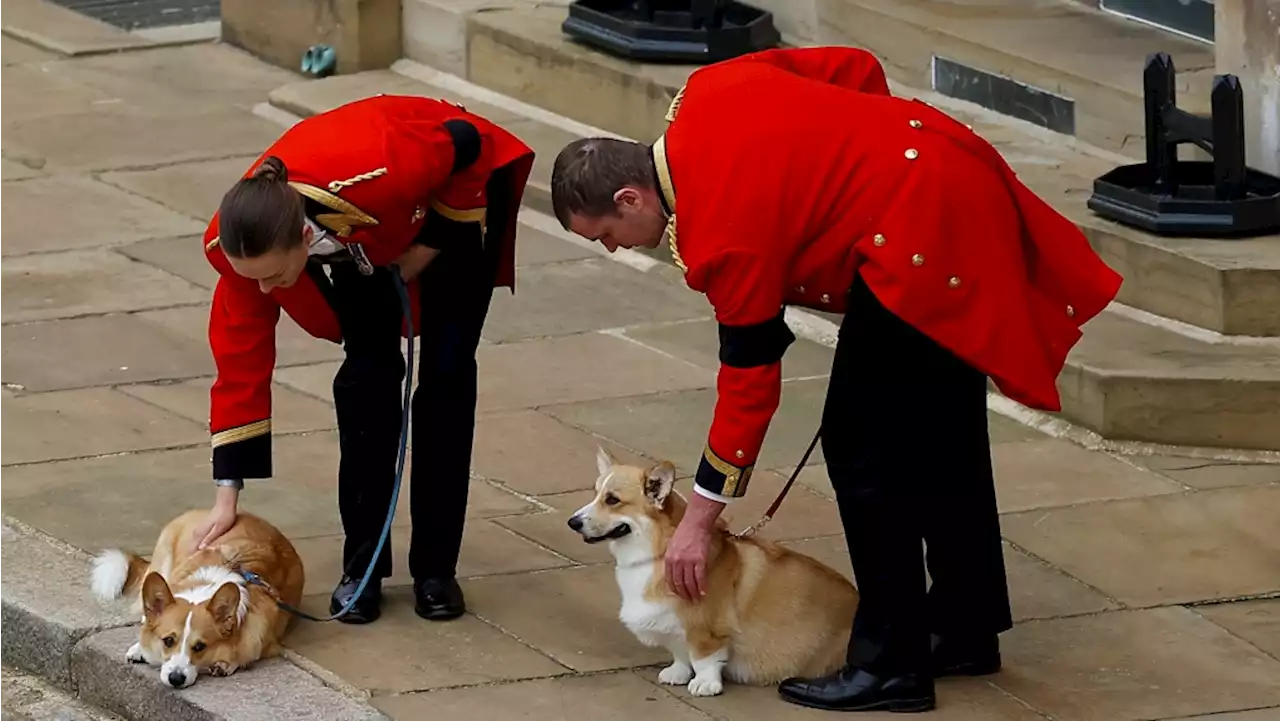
3, 664, 123, 721
3, 9, 1280, 721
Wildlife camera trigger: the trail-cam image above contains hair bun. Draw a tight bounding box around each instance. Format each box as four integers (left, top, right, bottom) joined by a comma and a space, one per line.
252, 156, 288, 184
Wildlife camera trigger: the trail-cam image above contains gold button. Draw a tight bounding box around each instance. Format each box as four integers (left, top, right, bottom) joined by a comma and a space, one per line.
905, 148, 919, 160
1066, 304, 1076, 317
909, 119, 922, 128
797, 285, 806, 294
735, 450, 744, 459
821, 293, 831, 303
412, 206, 426, 221
948, 276, 961, 288
873, 233, 886, 246
912, 254, 924, 266
965, 123, 973, 130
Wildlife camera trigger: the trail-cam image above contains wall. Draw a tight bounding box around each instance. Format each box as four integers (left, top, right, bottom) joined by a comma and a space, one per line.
1214, 0, 1280, 176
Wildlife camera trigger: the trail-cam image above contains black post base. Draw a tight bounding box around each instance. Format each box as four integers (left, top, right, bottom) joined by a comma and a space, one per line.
561, 0, 781, 64
1088, 52, 1280, 238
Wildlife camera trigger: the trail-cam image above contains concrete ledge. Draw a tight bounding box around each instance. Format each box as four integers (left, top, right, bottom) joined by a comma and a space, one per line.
1, 0, 153, 56
1, 520, 135, 687
75, 629, 389, 721
220, 0, 402, 75
1, 519, 389, 721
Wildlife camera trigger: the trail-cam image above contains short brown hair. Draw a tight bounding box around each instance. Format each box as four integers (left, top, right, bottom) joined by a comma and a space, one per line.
550, 137, 654, 228
218, 156, 306, 258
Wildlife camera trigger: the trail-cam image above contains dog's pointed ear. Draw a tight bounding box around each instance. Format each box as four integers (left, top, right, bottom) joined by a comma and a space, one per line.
141, 572, 173, 619
596, 445, 617, 478
644, 461, 677, 507
208, 582, 241, 634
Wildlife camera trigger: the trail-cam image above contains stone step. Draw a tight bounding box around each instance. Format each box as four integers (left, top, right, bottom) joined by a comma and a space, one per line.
267, 62, 1280, 451
422, 3, 1280, 338
812, 0, 1217, 157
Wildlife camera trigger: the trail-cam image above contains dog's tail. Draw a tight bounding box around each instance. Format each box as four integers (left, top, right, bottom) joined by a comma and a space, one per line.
89, 549, 149, 602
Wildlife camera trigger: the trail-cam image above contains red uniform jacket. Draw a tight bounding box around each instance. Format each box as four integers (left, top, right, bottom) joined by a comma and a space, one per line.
653, 47, 1123, 500
203, 95, 534, 480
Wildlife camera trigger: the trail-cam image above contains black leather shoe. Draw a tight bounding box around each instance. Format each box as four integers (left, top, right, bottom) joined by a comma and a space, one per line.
414, 577, 465, 621
329, 575, 383, 624
778, 666, 936, 713
930, 634, 1001, 677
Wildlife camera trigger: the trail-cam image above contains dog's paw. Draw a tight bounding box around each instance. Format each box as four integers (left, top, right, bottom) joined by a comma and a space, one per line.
658, 662, 693, 685
125, 643, 146, 664
208, 661, 236, 677
687, 676, 724, 697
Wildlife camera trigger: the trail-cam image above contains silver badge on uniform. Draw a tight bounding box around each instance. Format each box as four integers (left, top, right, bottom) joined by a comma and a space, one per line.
349, 243, 375, 276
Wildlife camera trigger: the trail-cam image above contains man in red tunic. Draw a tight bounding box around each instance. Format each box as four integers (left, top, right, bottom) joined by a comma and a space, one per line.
192, 95, 534, 624
550, 47, 1121, 712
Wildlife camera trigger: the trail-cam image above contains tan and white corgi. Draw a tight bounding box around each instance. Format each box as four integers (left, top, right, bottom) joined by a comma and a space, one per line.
88, 509, 305, 688
568, 447, 859, 696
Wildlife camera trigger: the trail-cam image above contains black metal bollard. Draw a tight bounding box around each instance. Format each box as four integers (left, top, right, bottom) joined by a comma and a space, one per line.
561, 0, 780, 64
1088, 52, 1280, 238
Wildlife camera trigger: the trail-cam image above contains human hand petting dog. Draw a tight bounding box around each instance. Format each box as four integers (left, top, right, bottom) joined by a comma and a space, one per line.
665, 491, 726, 601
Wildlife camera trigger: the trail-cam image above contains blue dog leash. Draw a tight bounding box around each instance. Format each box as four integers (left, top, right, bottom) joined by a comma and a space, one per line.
240, 267, 414, 622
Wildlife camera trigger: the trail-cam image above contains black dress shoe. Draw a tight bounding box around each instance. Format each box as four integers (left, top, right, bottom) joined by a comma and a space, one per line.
930, 634, 1001, 677
414, 577, 465, 621
329, 575, 383, 624
778, 666, 936, 713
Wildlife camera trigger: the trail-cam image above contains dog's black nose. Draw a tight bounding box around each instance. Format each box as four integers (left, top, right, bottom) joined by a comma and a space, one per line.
567, 515, 583, 532
168, 670, 187, 687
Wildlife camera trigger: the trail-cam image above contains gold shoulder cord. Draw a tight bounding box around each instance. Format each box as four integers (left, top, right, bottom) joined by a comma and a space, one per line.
661, 86, 685, 272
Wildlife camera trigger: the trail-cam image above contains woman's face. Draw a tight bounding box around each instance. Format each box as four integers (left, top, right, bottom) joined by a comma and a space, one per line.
226, 225, 313, 294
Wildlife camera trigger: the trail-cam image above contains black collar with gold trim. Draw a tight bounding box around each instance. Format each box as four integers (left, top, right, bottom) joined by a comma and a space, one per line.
650, 135, 677, 218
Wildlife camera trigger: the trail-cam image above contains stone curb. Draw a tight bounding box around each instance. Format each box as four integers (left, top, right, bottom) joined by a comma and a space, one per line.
1, 519, 390, 721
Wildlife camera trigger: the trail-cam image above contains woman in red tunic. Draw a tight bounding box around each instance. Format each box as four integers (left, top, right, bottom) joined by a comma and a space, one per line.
189, 95, 534, 625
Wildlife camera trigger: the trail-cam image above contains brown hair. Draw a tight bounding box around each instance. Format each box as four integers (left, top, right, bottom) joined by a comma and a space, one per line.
217, 156, 305, 258
550, 137, 655, 229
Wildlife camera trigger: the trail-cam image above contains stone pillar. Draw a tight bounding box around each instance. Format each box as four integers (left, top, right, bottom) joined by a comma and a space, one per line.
221, 0, 402, 76
1214, 0, 1280, 175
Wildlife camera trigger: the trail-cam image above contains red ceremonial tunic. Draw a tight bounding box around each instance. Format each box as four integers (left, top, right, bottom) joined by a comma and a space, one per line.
652, 47, 1123, 500
202, 94, 534, 480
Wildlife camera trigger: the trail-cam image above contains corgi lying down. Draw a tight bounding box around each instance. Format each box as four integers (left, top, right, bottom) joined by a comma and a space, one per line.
88, 509, 305, 688
569, 448, 859, 696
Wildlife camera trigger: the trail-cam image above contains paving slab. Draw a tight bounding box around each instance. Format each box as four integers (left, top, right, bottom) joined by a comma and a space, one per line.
470, 409, 654, 495
1, 522, 135, 688
1129, 455, 1280, 490
1001, 485, 1280, 607
783, 536, 1119, 623
0, 387, 207, 465
73, 627, 388, 721
471, 332, 714, 413
620, 319, 835, 381
991, 439, 1184, 513
464, 564, 671, 672
500, 117, 583, 199
511, 223, 598, 266
1, 63, 125, 121
494, 490, 616, 566
542, 377, 829, 478
292, 519, 569, 597
1, 35, 60, 65
1, 248, 208, 324
38, 44, 300, 112
0, 176, 203, 256
482, 259, 711, 342
994, 607, 1280, 721
1168, 708, 1280, 721
284, 586, 568, 693
371, 670, 708, 721
117, 378, 335, 434
101, 156, 258, 221
115, 235, 220, 289
672, 674, 1045, 720
1, 313, 215, 392
2, 157, 45, 180
3, 106, 284, 174
0, 0, 151, 56
1195, 599, 1280, 661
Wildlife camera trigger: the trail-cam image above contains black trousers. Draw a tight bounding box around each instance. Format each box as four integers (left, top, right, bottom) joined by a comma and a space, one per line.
324, 200, 504, 583
822, 272, 1013, 676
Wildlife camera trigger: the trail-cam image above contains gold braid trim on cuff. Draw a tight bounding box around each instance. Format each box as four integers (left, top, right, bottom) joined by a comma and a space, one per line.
211, 419, 271, 448
703, 444, 754, 498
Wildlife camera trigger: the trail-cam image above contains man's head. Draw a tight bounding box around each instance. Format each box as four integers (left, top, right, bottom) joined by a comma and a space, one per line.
550, 137, 669, 253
